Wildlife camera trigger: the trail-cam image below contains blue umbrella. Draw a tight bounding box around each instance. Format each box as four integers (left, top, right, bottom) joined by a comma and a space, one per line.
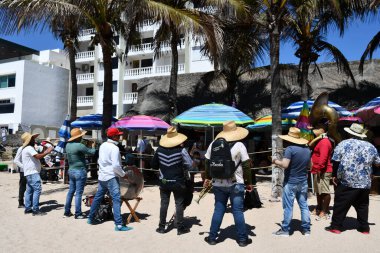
54, 115, 71, 154
355, 96, 380, 113
71, 114, 118, 130
282, 100, 351, 119
355, 96, 380, 126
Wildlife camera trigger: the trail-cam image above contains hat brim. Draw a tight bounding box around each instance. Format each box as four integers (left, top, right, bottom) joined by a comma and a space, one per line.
68, 131, 87, 142
159, 133, 187, 148
279, 134, 309, 145
22, 133, 40, 148
344, 127, 366, 138
215, 127, 249, 142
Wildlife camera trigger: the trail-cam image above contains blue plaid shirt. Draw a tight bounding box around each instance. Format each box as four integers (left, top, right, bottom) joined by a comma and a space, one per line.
332, 138, 380, 189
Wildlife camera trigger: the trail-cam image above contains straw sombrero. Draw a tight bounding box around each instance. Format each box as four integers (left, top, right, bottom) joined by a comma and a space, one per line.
215, 121, 249, 142
159, 126, 187, 148
21, 132, 40, 148
279, 127, 309, 145
68, 128, 87, 142
344, 123, 367, 139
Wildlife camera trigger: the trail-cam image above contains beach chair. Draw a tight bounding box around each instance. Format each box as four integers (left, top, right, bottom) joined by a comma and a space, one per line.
121, 197, 143, 224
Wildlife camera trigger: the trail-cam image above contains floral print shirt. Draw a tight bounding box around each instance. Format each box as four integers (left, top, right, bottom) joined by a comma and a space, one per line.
332, 138, 380, 189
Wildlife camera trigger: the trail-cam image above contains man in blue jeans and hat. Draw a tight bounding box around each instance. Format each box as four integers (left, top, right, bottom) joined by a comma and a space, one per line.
272, 127, 311, 237
87, 128, 132, 231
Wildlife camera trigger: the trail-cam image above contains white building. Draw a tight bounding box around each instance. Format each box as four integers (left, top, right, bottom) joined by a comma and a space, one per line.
0, 38, 69, 138
75, 20, 214, 117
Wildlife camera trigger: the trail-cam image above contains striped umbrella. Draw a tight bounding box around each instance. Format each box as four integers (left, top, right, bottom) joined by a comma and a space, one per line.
71, 114, 118, 130
282, 100, 351, 119
356, 97, 380, 126
295, 101, 313, 141
375, 106, 380, 115
54, 115, 71, 154
172, 103, 254, 127
111, 115, 170, 131
247, 115, 295, 130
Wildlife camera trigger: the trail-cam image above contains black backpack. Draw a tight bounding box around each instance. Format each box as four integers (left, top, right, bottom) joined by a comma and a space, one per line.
208, 138, 239, 179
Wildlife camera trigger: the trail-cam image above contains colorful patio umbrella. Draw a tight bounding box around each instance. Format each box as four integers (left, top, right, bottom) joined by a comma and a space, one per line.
355, 97, 380, 126
246, 115, 295, 130
375, 106, 380, 115
71, 114, 118, 130
54, 115, 71, 154
282, 100, 351, 119
172, 103, 254, 127
111, 115, 170, 131
295, 101, 313, 141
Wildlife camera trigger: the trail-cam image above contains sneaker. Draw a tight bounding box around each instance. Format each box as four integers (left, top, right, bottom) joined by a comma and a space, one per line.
357, 228, 370, 234
177, 227, 190, 235
18, 204, 25, 208
63, 212, 73, 218
32, 211, 47, 216
75, 214, 86, 219
87, 218, 93, 225
237, 238, 253, 247
204, 236, 217, 245
156, 227, 166, 234
272, 229, 290, 237
24, 209, 33, 214
325, 226, 341, 234
115, 225, 133, 232
302, 230, 311, 236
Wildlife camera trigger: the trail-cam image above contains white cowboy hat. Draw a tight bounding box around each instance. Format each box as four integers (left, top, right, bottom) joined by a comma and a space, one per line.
215, 121, 249, 142
21, 132, 40, 148
344, 123, 367, 139
279, 127, 309, 145
68, 128, 87, 142
159, 126, 187, 148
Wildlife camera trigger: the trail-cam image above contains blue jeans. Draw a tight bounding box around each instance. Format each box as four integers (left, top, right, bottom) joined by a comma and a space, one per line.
209, 184, 247, 242
281, 182, 311, 232
65, 169, 87, 216
88, 177, 123, 226
25, 173, 42, 212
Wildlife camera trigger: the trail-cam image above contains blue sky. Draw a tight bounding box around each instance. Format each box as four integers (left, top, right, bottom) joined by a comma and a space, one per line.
1, 18, 379, 65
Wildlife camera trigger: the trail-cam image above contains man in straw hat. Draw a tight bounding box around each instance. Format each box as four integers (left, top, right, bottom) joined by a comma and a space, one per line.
151, 126, 193, 235
203, 121, 253, 247
64, 128, 96, 219
272, 127, 311, 237
87, 128, 132, 232
21, 132, 54, 216
325, 123, 380, 234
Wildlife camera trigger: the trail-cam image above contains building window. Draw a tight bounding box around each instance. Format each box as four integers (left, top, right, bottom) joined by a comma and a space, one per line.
0, 99, 15, 114
132, 60, 139, 68
141, 59, 153, 68
112, 105, 117, 117
112, 57, 119, 69
86, 87, 93, 96
132, 83, 137, 92
112, 81, 118, 92
0, 74, 16, 88
142, 37, 153, 44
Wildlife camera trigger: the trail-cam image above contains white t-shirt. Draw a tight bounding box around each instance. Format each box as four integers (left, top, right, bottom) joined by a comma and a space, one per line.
22, 146, 41, 176
205, 141, 250, 187
98, 139, 126, 181
14, 146, 23, 172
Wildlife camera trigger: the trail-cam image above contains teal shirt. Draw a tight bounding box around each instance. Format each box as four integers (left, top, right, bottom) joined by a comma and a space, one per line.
66, 142, 96, 170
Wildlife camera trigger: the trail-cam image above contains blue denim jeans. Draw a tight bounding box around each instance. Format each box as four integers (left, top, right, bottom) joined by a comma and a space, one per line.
209, 184, 247, 242
65, 169, 87, 216
25, 173, 42, 212
281, 182, 311, 232
88, 177, 123, 226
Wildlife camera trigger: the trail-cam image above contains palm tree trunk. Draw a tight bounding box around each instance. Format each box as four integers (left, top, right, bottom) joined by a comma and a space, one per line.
300, 61, 310, 101
168, 25, 179, 120
68, 45, 78, 123
270, 24, 284, 200
101, 43, 114, 139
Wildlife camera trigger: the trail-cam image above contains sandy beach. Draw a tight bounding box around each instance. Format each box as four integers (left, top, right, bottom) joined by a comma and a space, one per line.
1, 171, 380, 253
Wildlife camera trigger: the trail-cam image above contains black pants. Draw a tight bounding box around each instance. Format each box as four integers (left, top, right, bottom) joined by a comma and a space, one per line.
159, 186, 185, 229
331, 184, 370, 232
19, 172, 27, 205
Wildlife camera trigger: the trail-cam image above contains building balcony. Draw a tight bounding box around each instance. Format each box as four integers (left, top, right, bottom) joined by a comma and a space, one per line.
77, 73, 94, 84
128, 38, 185, 56
124, 64, 185, 80
123, 92, 138, 104
77, 96, 94, 106
77, 92, 138, 107
137, 20, 156, 32
78, 28, 96, 41
75, 51, 95, 62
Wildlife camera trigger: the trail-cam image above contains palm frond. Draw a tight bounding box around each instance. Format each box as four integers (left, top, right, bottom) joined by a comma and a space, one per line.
359, 30, 380, 74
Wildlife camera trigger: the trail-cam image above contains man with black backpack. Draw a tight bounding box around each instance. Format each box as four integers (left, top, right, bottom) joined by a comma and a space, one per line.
203, 121, 253, 247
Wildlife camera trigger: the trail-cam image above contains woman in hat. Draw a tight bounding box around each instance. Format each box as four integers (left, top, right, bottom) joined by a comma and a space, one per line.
151, 126, 193, 235
64, 128, 96, 219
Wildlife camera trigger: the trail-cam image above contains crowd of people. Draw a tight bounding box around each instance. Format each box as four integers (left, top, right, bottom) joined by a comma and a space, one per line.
12, 119, 380, 247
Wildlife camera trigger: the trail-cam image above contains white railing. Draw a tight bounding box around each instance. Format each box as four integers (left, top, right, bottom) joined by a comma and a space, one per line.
156, 64, 185, 74
77, 96, 93, 105
75, 51, 95, 60
76, 73, 94, 82
79, 28, 96, 37
123, 92, 138, 104
125, 67, 153, 77
129, 42, 153, 53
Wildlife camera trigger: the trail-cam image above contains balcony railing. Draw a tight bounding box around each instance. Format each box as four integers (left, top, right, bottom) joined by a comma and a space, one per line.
79, 28, 96, 37
77, 96, 93, 106
123, 92, 138, 104
156, 64, 185, 73
77, 93, 138, 106
77, 73, 94, 82
125, 67, 153, 77
75, 51, 95, 60
124, 64, 184, 79
129, 42, 153, 53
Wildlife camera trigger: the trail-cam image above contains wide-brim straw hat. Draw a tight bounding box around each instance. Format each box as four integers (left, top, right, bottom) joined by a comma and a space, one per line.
21, 132, 40, 148
159, 126, 187, 148
279, 127, 309, 145
68, 128, 87, 142
215, 121, 249, 142
344, 123, 367, 138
